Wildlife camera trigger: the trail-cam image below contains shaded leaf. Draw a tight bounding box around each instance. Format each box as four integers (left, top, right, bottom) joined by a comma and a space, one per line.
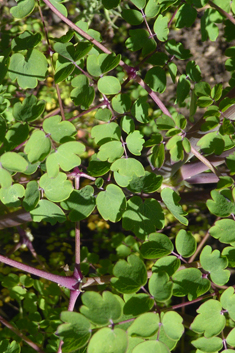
111, 254, 147, 293
122, 196, 165, 239
161, 188, 188, 226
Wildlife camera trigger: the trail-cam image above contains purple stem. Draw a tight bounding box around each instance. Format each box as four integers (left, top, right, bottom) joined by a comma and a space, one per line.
0, 255, 81, 291
208, 0, 235, 26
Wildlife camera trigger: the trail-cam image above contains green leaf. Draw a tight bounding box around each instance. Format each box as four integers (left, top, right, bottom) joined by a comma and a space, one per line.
222, 246, 235, 267
0, 167, 12, 188
200, 245, 230, 285
49, 0, 67, 16
166, 135, 184, 162
97, 141, 124, 163
175, 4, 197, 28
39, 172, 73, 202
195, 81, 211, 96
43, 115, 77, 143
11, 30, 41, 51
211, 83, 223, 101
148, 144, 165, 169
13, 95, 45, 122
197, 131, 224, 155
57, 312, 91, 352
75, 20, 102, 44
9, 49, 47, 89
168, 62, 177, 83
130, 0, 146, 9
88, 328, 128, 353
226, 327, 235, 347
71, 75, 95, 109
177, 74, 191, 104
172, 268, 211, 300
152, 256, 180, 276
201, 9, 221, 42
54, 41, 93, 63
153, 14, 169, 41
190, 299, 225, 337
60, 186, 96, 221
149, 272, 173, 302
87, 53, 121, 77
145, 0, 160, 17
96, 184, 126, 222
209, 219, 235, 244
112, 94, 132, 114
165, 39, 191, 60
132, 340, 170, 353
0, 116, 6, 145
111, 254, 147, 293
87, 154, 110, 177
156, 114, 175, 130
1, 152, 28, 172
186, 61, 201, 82
22, 180, 40, 211
126, 131, 144, 156
0, 340, 21, 353
128, 313, 159, 337
162, 311, 184, 340
122, 9, 143, 26
80, 291, 122, 325
140, 233, 173, 259
121, 116, 135, 134
175, 230, 197, 258
46, 141, 85, 177
161, 188, 188, 226
24, 130, 51, 163
221, 287, 235, 321
95, 108, 112, 122
125, 29, 149, 52
30, 200, 66, 224
0, 184, 25, 207
127, 171, 163, 194
91, 122, 121, 145
123, 294, 154, 316
122, 196, 165, 239
2, 122, 29, 152
191, 337, 223, 352
98, 76, 121, 95
10, 0, 35, 18
207, 190, 235, 217
102, 0, 120, 9
145, 66, 166, 93
111, 158, 145, 187
131, 97, 150, 123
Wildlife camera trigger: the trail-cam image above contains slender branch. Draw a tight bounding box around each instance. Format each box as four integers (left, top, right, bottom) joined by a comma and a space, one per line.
208, 0, 235, 26
55, 84, 66, 120
68, 101, 107, 122
188, 217, 220, 263
0, 315, 45, 353
0, 255, 80, 290
170, 291, 216, 311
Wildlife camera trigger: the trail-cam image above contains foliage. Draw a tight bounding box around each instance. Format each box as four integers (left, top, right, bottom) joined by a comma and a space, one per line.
1, 0, 235, 352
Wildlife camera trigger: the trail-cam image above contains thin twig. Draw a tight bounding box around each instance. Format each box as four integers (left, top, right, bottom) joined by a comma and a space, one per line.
208, 0, 235, 26
188, 217, 220, 263
0, 315, 45, 353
